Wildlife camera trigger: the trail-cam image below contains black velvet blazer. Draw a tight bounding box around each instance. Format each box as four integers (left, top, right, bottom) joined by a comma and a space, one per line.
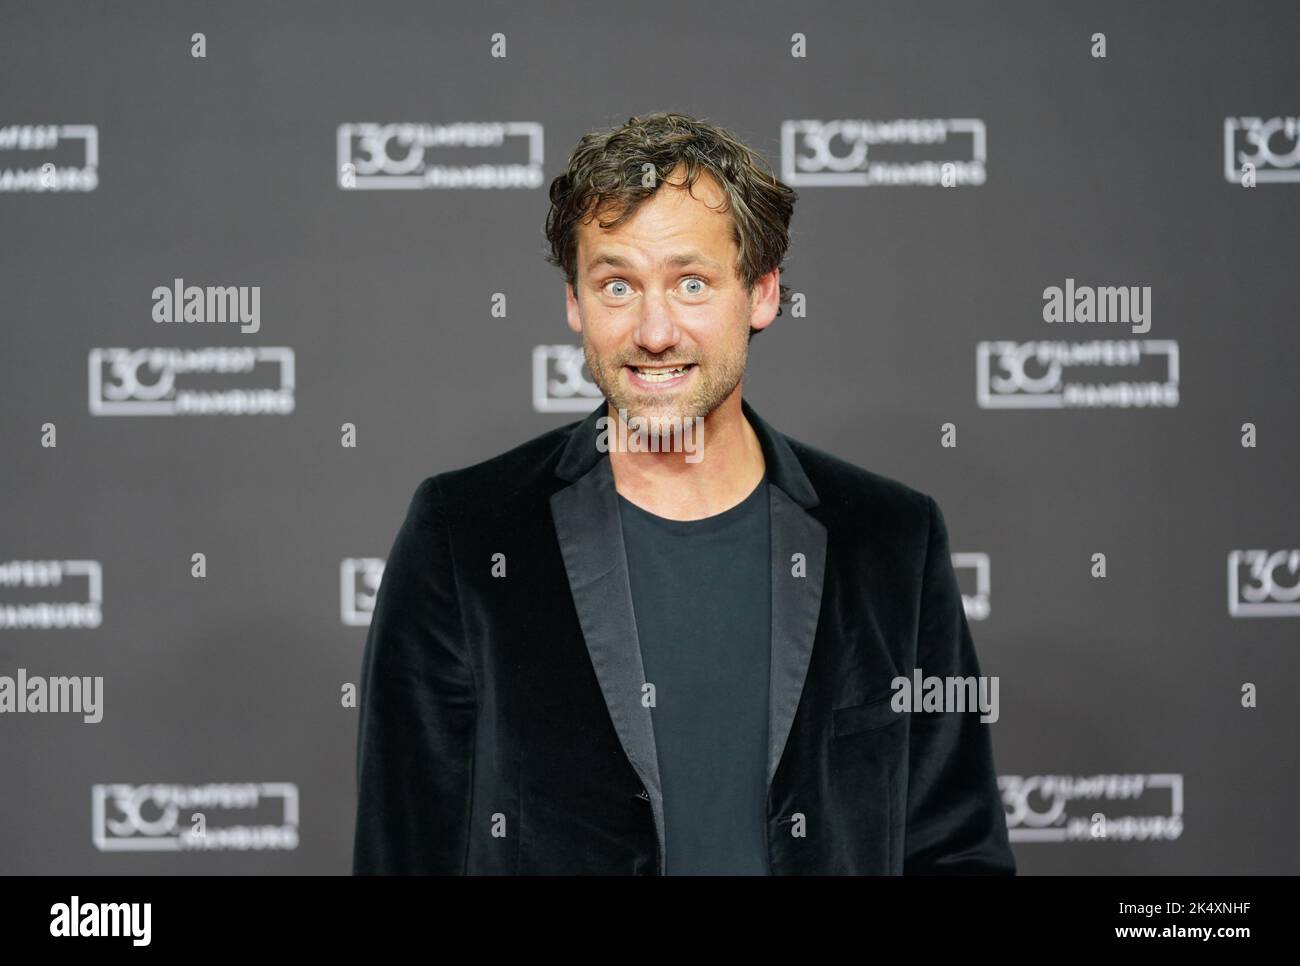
352, 398, 1015, 875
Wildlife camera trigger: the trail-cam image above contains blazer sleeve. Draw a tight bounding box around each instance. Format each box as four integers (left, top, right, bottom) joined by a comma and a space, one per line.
352, 476, 477, 874
902, 495, 1016, 875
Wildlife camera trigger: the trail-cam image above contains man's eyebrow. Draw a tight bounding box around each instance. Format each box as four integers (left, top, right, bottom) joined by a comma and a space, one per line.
585, 251, 725, 273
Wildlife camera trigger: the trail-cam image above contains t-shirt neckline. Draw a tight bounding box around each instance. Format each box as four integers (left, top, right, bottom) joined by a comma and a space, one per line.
616, 474, 768, 533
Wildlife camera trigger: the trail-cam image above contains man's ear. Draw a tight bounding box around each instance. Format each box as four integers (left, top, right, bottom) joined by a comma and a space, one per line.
564, 281, 583, 334
747, 267, 780, 335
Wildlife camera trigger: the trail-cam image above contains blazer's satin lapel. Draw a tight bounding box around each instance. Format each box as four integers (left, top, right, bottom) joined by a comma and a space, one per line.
549, 398, 826, 872
550, 453, 666, 874
767, 484, 827, 789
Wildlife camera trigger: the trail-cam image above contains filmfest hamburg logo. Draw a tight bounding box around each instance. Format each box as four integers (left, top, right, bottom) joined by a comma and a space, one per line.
533, 344, 602, 413
1224, 116, 1300, 183
781, 118, 986, 187
341, 558, 385, 626
88, 347, 295, 415
977, 340, 1180, 409
92, 783, 300, 851
1228, 550, 1300, 617
1000, 774, 1184, 843
337, 121, 543, 189
0, 124, 98, 192
0, 560, 102, 630
952, 553, 990, 622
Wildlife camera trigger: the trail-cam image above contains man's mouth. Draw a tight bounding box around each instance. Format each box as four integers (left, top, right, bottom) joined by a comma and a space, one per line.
626, 363, 695, 384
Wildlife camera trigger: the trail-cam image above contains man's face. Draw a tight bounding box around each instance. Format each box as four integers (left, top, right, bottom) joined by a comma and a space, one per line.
565, 167, 779, 425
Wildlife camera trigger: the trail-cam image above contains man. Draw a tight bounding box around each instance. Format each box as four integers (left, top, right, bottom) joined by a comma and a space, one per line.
353, 112, 1014, 875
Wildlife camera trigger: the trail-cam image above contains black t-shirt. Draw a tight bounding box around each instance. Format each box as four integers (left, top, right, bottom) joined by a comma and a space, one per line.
617, 475, 772, 875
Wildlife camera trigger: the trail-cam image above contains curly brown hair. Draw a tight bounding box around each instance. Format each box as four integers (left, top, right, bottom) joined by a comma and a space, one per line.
544, 112, 797, 333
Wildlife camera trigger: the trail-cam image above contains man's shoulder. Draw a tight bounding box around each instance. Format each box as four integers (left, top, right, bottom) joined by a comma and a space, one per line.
403, 417, 582, 518
779, 432, 935, 540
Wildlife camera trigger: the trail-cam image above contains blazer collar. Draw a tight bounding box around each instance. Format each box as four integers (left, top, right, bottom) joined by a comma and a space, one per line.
554, 397, 820, 509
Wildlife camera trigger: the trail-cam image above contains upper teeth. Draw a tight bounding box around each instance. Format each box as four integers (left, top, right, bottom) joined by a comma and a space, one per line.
635, 366, 687, 381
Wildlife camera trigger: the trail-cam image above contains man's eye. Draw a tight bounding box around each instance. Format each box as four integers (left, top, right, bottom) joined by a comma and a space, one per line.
681, 277, 707, 296
604, 279, 631, 297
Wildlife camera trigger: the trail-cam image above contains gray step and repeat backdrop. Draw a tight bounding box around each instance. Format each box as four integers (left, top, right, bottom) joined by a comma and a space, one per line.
2, 0, 1297, 875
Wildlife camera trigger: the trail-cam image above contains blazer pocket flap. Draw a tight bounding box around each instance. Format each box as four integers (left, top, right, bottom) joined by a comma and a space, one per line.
833, 693, 904, 738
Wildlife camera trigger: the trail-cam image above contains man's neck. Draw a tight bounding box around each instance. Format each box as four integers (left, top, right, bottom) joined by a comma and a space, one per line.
607, 390, 766, 521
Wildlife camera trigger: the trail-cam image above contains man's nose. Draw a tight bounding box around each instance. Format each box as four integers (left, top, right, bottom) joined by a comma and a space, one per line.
634, 289, 680, 355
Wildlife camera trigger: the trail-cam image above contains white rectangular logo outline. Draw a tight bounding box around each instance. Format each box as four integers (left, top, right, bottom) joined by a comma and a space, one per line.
1223, 116, 1300, 184
1002, 773, 1183, 843
91, 782, 300, 852
337, 121, 543, 190
88, 347, 295, 416
341, 557, 385, 626
976, 339, 1179, 409
780, 118, 986, 187
1227, 549, 1300, 616
532, 344, 603, 413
